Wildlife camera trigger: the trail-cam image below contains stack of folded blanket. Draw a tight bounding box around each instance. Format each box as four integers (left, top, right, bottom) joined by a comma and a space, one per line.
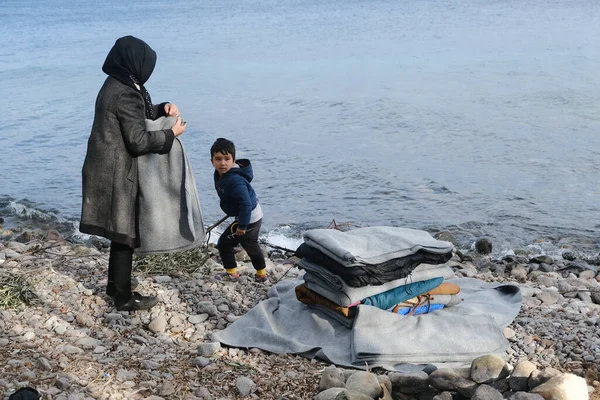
294, 226, 458, 326
213, 227, 522, 368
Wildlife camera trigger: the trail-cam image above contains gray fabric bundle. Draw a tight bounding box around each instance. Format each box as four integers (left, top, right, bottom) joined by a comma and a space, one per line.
302, 259, 455, 306
135, 116, 205, 255
302, 226, 454, 267
212, 276, 522, 371
303, 226, 453, 267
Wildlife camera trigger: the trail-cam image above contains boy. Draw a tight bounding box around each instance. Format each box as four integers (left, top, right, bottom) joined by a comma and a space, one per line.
210, 138, 267, 282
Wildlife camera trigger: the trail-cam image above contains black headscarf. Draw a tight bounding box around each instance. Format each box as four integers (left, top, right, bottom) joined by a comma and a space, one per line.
102, 35, 157, 119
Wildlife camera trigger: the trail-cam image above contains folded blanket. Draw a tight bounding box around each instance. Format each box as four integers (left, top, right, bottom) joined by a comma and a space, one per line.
296, 242, 452, 287
361, 277, 444, 310
297, 258, 349, 291
136, 117, 205, 255
295, 284, 356, 319
303, 226, 453, 266
303, 260, 455, 307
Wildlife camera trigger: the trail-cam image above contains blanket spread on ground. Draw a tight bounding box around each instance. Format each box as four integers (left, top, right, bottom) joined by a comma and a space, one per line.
136, 116, 205, 255
212, 276, 522, 371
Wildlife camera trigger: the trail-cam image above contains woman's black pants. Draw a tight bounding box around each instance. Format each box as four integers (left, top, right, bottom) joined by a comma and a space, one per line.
217, 219, 266, 271
107, 241, 133, 302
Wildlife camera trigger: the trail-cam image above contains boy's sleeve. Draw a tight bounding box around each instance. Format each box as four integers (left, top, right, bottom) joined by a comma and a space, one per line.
232, 180, 254, 230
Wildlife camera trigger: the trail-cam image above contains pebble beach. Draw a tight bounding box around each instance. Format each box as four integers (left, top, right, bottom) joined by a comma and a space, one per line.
1, 228, 600, 400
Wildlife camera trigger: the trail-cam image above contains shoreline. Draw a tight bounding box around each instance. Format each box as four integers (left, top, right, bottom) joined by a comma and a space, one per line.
0, 230, 599, 399
2, 202, 600, 265
3, 194, 600, 263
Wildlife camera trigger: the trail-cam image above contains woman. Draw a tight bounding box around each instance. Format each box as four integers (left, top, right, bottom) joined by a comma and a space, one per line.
80, 36, 186, 311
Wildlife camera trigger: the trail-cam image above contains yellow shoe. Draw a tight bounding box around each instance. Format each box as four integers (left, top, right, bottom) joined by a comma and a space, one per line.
254, 274, 268, 282
215, 272, 240, 281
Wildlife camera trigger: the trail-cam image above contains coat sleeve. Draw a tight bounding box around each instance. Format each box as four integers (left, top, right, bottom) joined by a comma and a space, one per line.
231, 178, 254, 230
117, 91, 174, 156
153, 102, 169, 119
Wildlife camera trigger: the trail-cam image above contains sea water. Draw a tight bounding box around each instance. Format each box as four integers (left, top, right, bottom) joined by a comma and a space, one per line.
1, 0, 600, 257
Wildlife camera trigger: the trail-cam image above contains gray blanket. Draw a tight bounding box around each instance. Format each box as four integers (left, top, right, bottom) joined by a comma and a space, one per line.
301, 259, 455, 306
303, 226, 454, 266
212, 276, 522, 371
135, 117, 205, 255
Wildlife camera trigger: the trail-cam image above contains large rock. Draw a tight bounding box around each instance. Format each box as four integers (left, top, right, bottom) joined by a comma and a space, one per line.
319, 365, 345, 391
388, 371, 429, 394
471, 384, 503, 400
432, 392, 453, 400
429, 368, 478, 397
148, 316, 167, 333
345, 371, 382, 398
235, 376, 255, 396
196, 301, 218, 316
470, 354, 508, 383
509, 360, 537, 391
536, 290, 562, 305
315, 388, 372, 400
511, 265, 529, 281
475, 238, 493, 255
197, 342, 221, 357
528, 368, 561, 390
531, 373, 589, 400
434, 231, 458, 245
530, 255, 553, 264
509, 393, 545, 400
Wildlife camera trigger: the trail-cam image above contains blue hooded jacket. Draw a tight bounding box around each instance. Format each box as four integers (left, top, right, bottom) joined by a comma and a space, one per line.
213, 159, 258, 230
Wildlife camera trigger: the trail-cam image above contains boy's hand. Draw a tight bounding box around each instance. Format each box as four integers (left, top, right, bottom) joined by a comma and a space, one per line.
235, 228, 246, 236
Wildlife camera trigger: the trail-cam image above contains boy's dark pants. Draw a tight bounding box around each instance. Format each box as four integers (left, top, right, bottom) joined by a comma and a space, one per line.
107, 241, 133, 303
217, 220, 266, 271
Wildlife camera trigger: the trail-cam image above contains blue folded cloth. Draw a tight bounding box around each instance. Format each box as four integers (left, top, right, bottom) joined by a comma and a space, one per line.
361, 276, 444, 310
394, 303, 444, 315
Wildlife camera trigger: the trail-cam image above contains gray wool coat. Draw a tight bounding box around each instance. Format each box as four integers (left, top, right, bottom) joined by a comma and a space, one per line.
79, 76, 174, 247
135, 117, 205, 255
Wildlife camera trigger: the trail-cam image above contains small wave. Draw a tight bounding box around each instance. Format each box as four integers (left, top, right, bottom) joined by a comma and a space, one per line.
431, 185, 455, 195
496, 214, 532, 222
415, 180, 457, 195
262, 225, 303, 252
0, 196, 78, 237
7, 200, 60, 222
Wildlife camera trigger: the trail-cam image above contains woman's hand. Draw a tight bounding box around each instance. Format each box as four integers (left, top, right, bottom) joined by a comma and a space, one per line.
235, 228, 246, 236
171, 117, 187, 137
164, 103, 180, 117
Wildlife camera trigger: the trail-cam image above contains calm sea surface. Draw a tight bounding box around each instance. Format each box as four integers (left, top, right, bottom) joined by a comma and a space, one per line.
1, 0, 600, 256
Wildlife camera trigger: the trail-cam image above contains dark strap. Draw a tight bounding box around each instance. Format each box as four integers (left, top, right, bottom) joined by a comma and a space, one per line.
407, 294, 432, 316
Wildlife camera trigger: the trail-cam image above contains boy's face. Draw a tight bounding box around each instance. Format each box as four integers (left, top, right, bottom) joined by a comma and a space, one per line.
211, 152, 235, 175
